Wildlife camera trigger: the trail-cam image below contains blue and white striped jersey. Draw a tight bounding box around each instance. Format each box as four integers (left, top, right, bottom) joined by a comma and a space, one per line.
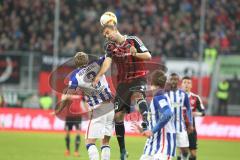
165, 89, 192, 133
68, 57, 112, 107
143, 90, 176, 157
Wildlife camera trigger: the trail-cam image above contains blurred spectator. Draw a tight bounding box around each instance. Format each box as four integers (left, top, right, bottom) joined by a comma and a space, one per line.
204, 42, 218, 74
2, 92, 22, 108
0, 94, 4, 107
229, 74, 240, 105
216, 79, 230, 116
0, 0, 240, 58
22, 93, 40, 109
39, 93, 53, 110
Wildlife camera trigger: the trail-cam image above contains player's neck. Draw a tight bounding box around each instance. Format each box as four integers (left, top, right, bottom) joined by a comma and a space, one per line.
117, 35, 125, 45
151, 85, 164, 95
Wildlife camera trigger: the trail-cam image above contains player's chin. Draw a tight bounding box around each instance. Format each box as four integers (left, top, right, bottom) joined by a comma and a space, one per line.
109, 37, 116, 42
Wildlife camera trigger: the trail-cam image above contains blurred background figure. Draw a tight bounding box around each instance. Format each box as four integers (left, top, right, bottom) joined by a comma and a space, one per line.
39, 93, 53, 110
216, 79, 230, 116
64, 117, 81, 157
228, 74, 240, 107
0, 93, 5, 107
22, 93, 40, 109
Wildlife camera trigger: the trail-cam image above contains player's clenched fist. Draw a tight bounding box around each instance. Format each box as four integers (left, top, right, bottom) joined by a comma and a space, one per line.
92, 75, 100, 87
130, 46, 137, 56
142, 130, 153, 138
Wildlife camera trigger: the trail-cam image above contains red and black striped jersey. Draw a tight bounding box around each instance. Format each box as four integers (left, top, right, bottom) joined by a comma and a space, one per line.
105, 35, 150, 83
184, 92, 205, 128
189, 92, 205, 113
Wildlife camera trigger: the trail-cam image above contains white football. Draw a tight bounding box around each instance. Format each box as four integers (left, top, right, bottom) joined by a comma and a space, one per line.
100, 11, 117, 26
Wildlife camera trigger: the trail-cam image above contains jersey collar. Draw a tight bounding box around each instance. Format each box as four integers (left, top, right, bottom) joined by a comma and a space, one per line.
154, 89, 165, 96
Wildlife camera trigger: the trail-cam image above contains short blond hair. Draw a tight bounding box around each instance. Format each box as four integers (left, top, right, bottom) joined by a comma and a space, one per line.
74, 52, 89, 68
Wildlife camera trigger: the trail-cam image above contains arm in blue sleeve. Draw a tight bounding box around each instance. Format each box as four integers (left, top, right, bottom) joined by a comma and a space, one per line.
184, 93, 193, 125
151, 106, 173, 134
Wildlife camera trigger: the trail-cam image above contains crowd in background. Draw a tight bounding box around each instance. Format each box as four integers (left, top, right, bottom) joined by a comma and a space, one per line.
0, 0, 240, 58
0, 0, 240, 115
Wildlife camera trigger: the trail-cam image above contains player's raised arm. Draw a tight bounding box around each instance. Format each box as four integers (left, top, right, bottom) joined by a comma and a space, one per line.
93, 56, 112, 87
130, 47, 151, 60
129, 36, 151, 60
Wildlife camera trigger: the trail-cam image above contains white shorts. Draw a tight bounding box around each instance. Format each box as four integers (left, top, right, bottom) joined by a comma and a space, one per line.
176, 131, 189, 148
153, 153, 172, 160
140, 154, 172, 160
140, 154, 154, 160
85, 102, 114, 139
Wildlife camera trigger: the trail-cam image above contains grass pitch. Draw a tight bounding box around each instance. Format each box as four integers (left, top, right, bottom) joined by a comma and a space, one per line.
0, 131, 239, 160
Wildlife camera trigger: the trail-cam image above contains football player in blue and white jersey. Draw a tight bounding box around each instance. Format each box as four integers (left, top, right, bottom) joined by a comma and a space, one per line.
166, 73, 193, 160
56, 52, 114, 160
133, 70, 176, 160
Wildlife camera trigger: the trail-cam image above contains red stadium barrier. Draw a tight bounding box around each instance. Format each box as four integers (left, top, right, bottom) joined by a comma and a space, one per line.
1, 108, 240, 141
195, 116, 240, 141
0, 108, 63, 131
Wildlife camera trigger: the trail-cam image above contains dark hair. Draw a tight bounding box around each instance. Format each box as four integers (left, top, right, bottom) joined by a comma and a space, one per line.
151, 70, 167, 88
182, 76, 191, 80
170, 73, 179, 77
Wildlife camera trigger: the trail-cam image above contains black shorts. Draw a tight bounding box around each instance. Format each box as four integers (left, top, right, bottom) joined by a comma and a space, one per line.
114, 78, 147, 113
188, 129, 197, 150
65, 117, 82, 131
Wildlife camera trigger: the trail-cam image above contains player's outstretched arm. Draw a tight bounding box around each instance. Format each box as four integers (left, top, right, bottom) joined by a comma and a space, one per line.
54, 88, 75, 115
93, 57, 112, 87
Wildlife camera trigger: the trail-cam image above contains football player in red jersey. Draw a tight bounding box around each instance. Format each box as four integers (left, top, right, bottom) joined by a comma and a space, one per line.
93, 21, 151, 160
181, 76, 205, 160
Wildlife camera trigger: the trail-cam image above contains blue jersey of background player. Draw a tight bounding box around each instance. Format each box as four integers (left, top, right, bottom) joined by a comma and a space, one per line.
133, 70, 175, 160
166, 73, 193, 160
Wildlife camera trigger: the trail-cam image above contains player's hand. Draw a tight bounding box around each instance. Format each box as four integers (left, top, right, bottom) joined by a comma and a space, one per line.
50, 111, 56, 116
192, 112, 203, 117
92, 75, 100, 87
187, 125, 194, 133
142, 130, 153, 138
131, 121, 143, 133
130, 46, 137, 56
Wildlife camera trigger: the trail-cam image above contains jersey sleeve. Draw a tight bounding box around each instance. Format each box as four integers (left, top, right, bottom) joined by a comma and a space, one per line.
68, 73, 78, 89
153, 96, 170, 112
196, 95, 205, 115
104, 41, 114, 58
128, 36, 149, 53
96, 56, 105, 66
151, 96, 173, 134
184, 92, 193, 125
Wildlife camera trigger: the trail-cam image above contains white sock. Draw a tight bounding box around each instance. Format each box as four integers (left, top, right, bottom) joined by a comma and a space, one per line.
101, 145, 110, 160
87, 144, 99, 160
